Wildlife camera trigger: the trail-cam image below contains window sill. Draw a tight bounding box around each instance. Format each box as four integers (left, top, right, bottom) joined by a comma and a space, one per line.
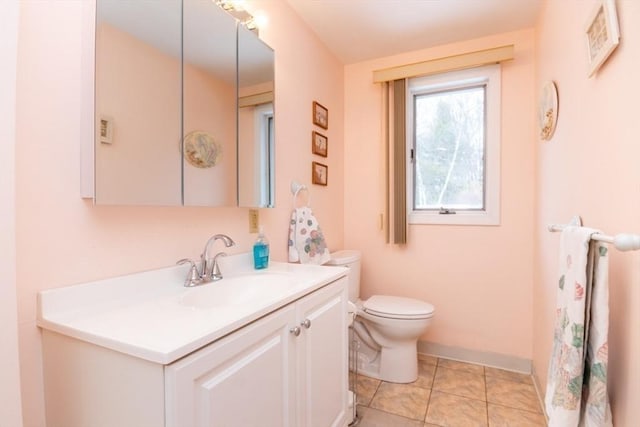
408, 211, 500, 226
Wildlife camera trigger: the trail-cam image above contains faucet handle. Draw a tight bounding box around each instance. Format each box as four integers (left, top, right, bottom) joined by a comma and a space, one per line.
177, 258, 202, 287
211, 252, 227, 281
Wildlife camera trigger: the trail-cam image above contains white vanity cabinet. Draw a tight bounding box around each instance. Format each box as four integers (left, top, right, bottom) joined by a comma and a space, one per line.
165, 304, 297, 426
295, 279, 348, 427
39, 265, 348, 427
165, 278, 348, 427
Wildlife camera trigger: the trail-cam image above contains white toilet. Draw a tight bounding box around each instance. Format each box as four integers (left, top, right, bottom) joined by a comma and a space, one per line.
327, 250, 435, 383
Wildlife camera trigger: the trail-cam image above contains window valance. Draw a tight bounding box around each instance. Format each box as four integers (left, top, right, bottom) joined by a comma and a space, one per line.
373, 45, 514, 83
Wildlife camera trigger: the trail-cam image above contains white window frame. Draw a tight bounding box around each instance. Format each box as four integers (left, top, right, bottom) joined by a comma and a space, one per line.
406, 64, 501, 226
254, 103, 274, 207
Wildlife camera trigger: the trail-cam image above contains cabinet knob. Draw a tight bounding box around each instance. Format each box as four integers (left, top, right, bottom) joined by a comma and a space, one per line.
300, 319, 312, 329
289, 326, 301, 337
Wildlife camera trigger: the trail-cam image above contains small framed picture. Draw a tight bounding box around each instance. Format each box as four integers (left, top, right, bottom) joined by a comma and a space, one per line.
311, 131, 328, 157
585, 0, 620, 77
312, 161, 328, 186
312, 101, 328, 129
99, 115, 114, 144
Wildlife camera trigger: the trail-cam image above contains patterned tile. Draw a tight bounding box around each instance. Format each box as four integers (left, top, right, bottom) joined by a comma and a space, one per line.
425, 391, 488, 427
486, 376, 542, 413
432, 366, 486, 401
369, 382, 430, 421
488, 403, 547, 427
357, 405, 424, 427
412, 359, 436, 389
437, 358, 485, 375
418, 353, 438, 366
355, 359, 545, 427
485, 367, 534, 385
356, 374, 381, 406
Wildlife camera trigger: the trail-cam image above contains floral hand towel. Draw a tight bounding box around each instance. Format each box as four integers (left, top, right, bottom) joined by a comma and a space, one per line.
288, 207, 330, 265
545, 226, 612, 427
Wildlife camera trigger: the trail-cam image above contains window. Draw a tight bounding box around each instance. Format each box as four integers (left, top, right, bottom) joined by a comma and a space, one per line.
407, 65, 501, 225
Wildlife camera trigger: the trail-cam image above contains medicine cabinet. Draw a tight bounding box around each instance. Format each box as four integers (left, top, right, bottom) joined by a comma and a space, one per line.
90, 0, 274, 207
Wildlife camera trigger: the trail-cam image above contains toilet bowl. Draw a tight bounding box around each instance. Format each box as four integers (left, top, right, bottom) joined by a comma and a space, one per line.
327, 250, 435, 383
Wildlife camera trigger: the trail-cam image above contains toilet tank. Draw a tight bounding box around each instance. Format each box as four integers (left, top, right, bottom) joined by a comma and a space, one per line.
327, 250, 361, 302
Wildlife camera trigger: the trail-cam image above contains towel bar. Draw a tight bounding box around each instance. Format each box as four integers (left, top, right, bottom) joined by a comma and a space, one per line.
548, 221, 640, 252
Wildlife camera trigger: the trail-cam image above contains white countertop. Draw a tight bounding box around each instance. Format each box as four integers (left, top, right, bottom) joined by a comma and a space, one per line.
37, 254, 347, 364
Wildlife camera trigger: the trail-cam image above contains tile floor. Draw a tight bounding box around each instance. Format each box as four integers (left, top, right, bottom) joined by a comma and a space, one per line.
352, 355, 547, 427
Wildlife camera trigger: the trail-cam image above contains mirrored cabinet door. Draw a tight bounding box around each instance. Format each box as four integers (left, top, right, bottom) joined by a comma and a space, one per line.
92, 0, 274, 207
95, 0, 182, 205
238, 25, 275, 208
183, 0, 238, 207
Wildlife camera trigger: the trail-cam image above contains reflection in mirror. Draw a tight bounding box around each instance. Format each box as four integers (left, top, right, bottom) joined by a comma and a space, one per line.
95, 0, 182, 205
238, 25, 275, 208
183, 0, 238, 206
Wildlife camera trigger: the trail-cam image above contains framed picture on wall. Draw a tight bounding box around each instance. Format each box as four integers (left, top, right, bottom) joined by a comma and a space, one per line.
311, 131, 328, 157
312, 161, 328, 186
585, 0, 620, 77
312, 101, 328, 129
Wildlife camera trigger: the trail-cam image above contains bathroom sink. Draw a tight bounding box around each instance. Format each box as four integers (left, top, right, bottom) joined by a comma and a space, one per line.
178, 272, 295, 310
38, 254, 349, 364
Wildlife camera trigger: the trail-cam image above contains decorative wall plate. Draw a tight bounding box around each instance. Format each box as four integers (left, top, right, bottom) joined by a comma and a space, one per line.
539, 81, 559, 141
182, 131, 221, 168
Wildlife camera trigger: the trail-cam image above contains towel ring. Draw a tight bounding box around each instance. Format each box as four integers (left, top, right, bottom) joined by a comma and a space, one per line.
291, 180, 311, 208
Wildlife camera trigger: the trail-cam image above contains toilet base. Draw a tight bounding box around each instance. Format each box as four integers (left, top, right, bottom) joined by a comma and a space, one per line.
353, 335, 419, 383
379, 342, 419, 383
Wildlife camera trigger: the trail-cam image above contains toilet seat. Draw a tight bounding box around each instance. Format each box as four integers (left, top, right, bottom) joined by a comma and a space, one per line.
363, 295, 435, 320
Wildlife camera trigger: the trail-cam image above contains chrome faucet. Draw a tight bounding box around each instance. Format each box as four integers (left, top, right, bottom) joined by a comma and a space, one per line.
200, 234, 235, 282
176, 234, 235, 287
176, 258, 202, 287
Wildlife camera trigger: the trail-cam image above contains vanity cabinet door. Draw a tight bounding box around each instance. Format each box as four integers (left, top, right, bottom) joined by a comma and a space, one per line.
164, 277, 348, 427
295, 279, 348, 427
165, 305, 297, 427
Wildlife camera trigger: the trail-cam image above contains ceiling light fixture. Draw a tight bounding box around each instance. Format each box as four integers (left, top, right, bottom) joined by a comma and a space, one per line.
214, 0, 260, 34
215, 0, 234, 11
243, 17, 257, 31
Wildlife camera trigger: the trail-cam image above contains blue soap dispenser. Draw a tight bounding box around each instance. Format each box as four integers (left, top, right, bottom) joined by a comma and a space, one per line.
253, 226, 270, 269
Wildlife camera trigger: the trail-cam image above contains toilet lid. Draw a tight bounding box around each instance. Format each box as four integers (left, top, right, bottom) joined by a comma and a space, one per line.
363, 295, 435, 320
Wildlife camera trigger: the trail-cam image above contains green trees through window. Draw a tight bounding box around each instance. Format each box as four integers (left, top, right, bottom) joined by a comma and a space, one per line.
413, 86, 485, 210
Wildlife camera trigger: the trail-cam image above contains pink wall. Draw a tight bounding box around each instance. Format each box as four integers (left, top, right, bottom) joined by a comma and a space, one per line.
0, 0, 25, 425
533, 1, 640, 424
344, 30, 536, 360
14, 0, 343, 425
247, 0, 345, 242
238, 104, 260, 205
183, 62, 237, 206
95, 23, 182, 205
96, 23, 238, 206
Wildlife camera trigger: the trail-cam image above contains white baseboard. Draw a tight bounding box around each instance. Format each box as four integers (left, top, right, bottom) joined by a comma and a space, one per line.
531, 364, 549, 423
417, 340, 532, 374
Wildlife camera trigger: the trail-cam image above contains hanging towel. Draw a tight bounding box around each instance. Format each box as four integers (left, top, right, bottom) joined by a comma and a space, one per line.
288, 206, 331, 265
545, 226, 612, 427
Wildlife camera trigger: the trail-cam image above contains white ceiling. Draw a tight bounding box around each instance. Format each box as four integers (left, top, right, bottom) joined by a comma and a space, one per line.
285, 0, 542, 64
